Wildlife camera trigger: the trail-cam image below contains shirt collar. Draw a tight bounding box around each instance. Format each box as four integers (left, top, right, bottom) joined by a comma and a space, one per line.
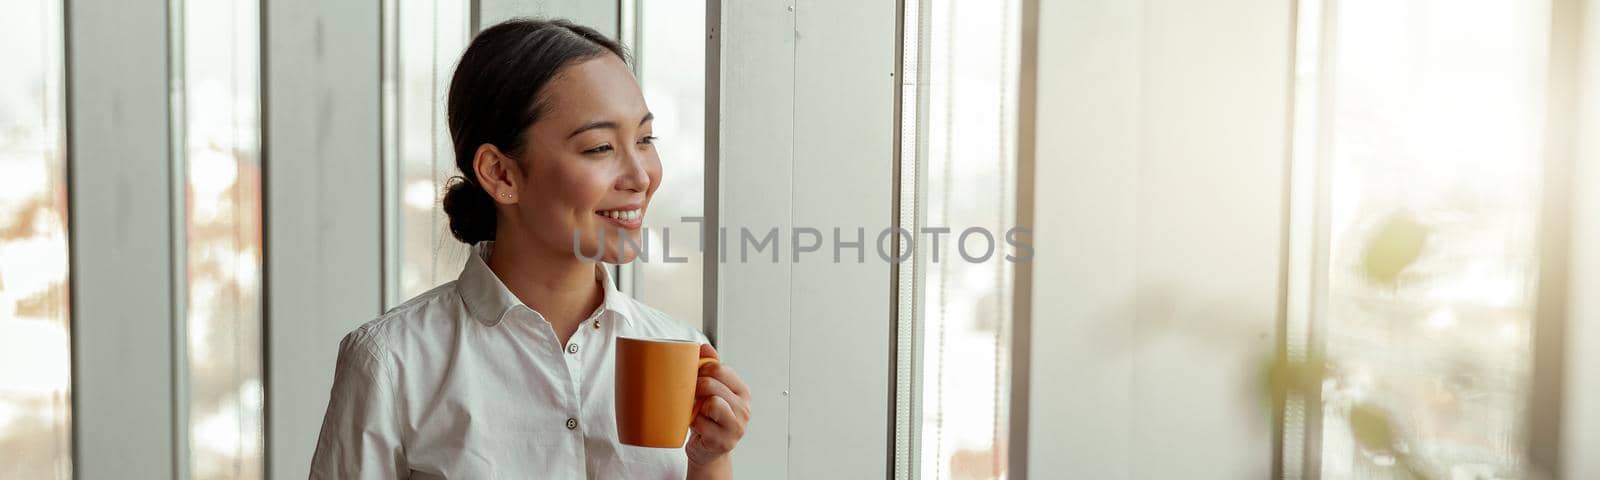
457, 241, 632, 327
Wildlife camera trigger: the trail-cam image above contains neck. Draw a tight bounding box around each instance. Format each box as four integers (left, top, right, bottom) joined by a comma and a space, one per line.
485, 234, 604, 345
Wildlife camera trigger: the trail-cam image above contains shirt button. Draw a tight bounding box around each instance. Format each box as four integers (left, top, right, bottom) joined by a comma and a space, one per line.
567, 343, 580, 354
566, 418, 578, 430
593, 320, 601, 329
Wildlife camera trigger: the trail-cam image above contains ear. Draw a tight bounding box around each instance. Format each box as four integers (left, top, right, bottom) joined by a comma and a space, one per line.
472, 143, 523, 205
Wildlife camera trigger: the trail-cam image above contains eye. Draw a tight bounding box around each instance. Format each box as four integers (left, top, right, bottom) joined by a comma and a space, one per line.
638, 135, 659, 146
583, 144, 613, 155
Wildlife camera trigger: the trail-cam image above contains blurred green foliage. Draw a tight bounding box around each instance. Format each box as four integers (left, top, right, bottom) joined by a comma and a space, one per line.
1360, 213, 1430, 285
1264, 210, 1444, 479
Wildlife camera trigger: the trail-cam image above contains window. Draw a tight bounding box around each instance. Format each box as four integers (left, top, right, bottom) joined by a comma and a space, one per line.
898, 0, 1021, 478
384, 0, 471, 306
1287, 0, 1553, 478
0, 0, 71, 477
178, 0, 265, 476
630, 0, 707, 327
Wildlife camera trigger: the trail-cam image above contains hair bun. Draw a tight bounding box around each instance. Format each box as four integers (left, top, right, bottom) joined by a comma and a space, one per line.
441, 177, 497, 244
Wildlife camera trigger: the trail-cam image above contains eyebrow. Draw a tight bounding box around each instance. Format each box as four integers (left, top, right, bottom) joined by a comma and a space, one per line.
567, 112, 654, 139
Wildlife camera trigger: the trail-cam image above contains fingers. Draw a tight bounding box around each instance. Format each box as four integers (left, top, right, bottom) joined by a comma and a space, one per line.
693, 343, 752, 439
714, 364, 752, 399
689, 416, 736, 454
685, 361, 751, 463
696, 376, 750, 423
690, 396, 745, 445
698, 361, 752, 401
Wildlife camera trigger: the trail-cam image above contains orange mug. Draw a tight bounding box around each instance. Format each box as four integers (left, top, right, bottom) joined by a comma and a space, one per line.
615, 337, 717, 448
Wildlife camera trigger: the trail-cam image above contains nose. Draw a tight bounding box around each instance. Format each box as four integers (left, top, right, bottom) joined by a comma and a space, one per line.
618, 146, 651, 193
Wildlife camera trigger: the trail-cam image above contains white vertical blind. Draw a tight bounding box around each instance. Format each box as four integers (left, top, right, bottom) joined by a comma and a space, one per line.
906, 0, 1021, 477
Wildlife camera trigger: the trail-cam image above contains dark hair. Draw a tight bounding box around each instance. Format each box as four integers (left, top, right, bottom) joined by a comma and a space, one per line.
441, 18, 628, 244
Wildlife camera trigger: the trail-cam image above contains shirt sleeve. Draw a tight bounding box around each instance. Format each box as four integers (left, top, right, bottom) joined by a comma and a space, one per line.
309, 330, 406, 479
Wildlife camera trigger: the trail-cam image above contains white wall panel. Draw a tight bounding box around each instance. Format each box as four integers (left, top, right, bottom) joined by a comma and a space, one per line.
1022, 1, 1142, 475
708, 0, 796, 475
1025, 0, 1293, 477
710, 0, 896, 476
66, 0, 177, 476
789, 0, 896, 476
263, 0, 384, 477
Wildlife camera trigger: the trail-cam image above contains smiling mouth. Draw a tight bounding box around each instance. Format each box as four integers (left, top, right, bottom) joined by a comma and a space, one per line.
595, 208, 644, 229
597, 208, 641, 221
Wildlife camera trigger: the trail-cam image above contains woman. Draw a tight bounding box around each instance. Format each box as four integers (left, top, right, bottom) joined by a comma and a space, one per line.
309, 18, 751, 479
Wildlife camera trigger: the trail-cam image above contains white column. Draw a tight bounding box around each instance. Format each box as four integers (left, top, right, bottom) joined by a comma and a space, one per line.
788, 0, 896, 476
710, 0, 897, 475
707, 0, 796, 474
66, 0, 178, 476
787, 0, 902, 473
262, 0, 385, 477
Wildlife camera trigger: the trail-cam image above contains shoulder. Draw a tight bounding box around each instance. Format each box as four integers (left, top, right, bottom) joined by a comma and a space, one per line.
614, 294, 707, 343
337, 281, 464, 369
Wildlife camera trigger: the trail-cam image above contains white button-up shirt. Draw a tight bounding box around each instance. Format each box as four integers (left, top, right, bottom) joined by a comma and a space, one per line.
309, 243, 706, 479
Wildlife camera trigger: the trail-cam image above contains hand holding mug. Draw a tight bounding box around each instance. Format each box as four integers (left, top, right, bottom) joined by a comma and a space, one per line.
685, 343, 751, 466
614, 338, 751, 463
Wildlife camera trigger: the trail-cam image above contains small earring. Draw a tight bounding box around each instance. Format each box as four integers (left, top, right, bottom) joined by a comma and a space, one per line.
501, 193, 512, 199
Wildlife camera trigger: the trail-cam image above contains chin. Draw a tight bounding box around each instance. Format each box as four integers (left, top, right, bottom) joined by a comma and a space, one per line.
570, 225, 644, 263
601, 231, 644, 263
601, 248, 637, 264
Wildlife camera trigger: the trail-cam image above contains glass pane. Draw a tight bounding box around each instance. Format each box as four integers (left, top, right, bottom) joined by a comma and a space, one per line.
632, 0, 706, 327
912, 0, 1021, 477
0, 0, 72, 477
181, 0, 264, 477
1313, 1, 1550, 478
391, 0, 470, 304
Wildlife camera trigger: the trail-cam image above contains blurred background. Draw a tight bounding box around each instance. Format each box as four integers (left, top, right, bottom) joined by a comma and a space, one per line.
1, 0, 1597, 479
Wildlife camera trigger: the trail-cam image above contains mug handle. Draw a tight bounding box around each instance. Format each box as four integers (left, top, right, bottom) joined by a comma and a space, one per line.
691, 356, 720, 424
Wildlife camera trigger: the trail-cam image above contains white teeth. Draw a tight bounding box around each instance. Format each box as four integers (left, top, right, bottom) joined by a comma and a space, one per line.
600, 209, 641, 221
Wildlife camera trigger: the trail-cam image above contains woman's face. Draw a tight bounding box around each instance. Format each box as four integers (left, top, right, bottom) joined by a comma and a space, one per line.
513, 54, 660, 263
